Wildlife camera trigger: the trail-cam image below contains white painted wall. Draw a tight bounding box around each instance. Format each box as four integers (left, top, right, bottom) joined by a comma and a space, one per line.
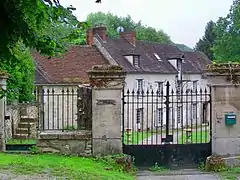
40, 85, 78, 131
123, 73, 210, 132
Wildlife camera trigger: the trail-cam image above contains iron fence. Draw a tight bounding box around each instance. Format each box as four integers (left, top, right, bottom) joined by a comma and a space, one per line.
5, 85, 92, 145
36, 86, 92, 131
122, 81, 212, 145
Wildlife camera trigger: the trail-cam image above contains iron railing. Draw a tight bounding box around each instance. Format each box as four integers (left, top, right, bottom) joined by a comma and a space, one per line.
4, 86, 92, 145
35, 86, 92, 131
122, 81, 211, 145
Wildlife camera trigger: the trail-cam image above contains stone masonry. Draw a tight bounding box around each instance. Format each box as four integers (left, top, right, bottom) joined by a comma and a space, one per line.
37, 130, 92, 156
88, 65, 126, 156
207, 72, 240, 156
0, 73, 8, 151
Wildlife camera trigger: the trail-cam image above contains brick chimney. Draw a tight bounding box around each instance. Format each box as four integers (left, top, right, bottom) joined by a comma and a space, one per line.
93, 26, 107, 42
120, 31, 136, 46
86, 29, 93, 46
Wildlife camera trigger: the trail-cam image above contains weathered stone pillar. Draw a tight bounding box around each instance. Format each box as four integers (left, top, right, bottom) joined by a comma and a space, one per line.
0, 72, 8, 151
88, 65, 126, 156
206, 65, 240, 156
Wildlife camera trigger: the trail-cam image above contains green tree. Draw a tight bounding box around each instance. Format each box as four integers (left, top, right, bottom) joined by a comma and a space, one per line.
87, 12, 172, 44
0, 42, 34, 102
0, 0, 90, 102
195, 21, 216, 60
0, 0, 88, 58
212, 0, 240, 62
43, 6, 89, 46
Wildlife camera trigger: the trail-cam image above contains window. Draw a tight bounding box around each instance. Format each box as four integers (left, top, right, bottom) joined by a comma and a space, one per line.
137, 79, 143, 92
155, 81, 163, 94
193, 81, 198, 92
155, 108, 163, 126
136, 108, 143, 124
192, 103, 197, 122
133, 55, 140, 68
153, 53, 161, 61
177, 105, 182, 124
176, 83, 181, 101
191, 81, 198, 123
202, 103, 207, 123
169, 107, 175, 127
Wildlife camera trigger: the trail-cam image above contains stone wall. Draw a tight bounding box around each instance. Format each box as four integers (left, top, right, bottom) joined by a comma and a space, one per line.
37, 130, 92, 156
5, 103, 38, 140
207, 71, 240, 156
0, 73, 7, 151
36, 65, 125, 157
88, 65, 126, 156
4, 103, 19, 140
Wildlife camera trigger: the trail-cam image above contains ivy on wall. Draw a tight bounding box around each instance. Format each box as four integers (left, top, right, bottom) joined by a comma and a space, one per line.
207, 63, 240, 84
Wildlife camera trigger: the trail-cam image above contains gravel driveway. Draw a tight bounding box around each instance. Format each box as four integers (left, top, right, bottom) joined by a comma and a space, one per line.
0, 171, 56, 180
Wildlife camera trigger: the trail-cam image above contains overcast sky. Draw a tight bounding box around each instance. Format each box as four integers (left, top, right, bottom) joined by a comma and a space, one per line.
61, 0, 233, 48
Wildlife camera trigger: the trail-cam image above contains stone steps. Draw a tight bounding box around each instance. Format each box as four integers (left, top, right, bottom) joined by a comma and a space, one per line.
15, 128, 29, 135
18, 122, 34, 129
13, 117, 36, 139
20, 117, 37, 123
13, 134, 29, 139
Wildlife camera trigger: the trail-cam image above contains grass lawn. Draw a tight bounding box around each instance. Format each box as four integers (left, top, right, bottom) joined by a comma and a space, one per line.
179, 130, 210, 144
0, 153, 135, 180
218, 167, 240, 180
124, 131, 156, 144
6, 139, 36, 145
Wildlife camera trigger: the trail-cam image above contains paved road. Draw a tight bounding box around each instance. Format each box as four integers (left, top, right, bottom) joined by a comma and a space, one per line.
0, 171, 56, 180
137, 174, 220, 180
137, 169, 220, 180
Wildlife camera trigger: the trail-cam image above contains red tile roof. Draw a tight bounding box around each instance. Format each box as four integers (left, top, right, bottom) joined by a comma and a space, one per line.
33, 45, 108, 84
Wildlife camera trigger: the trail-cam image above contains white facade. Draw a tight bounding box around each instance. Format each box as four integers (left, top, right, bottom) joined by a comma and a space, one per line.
123, 73, 211, 131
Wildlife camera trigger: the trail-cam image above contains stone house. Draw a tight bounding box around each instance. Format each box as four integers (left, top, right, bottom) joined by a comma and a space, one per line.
33, 46, 108, 131
33, 27, 211, 132
87, 26, 211, 130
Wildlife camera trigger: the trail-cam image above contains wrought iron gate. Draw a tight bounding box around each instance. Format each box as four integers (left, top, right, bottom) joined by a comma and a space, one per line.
122, 81, 212, 167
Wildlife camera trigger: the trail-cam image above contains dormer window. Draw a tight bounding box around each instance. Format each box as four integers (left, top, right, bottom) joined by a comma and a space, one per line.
168, 59, 177, 69
177, 59, 181, 71
133, 55, 140, 68
124, 54, 140, 68
153, 53, 161, 61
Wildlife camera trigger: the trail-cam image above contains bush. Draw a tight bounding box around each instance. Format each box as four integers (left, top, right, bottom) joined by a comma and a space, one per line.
95, 154, 137, 174
205, 155, 227, 172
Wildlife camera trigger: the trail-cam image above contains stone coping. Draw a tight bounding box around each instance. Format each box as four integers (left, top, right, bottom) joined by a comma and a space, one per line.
223, 156, 240, 167
39, 130, 92, 140
205, 72, 240, 76
91, 65, 123, 71
88, 71, 126, 79
88, 65, 126, 78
